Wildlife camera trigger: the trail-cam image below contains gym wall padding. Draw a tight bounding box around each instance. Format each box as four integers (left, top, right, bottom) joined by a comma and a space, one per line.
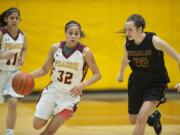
1, 0, 180, 90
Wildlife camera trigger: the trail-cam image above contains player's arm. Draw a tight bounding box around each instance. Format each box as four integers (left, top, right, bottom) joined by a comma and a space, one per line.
82, 47, 101, 87
153, 36, 180, 70
70, 47, 101, 96
18, 34, 27, 65
30, 44, 58, 78
117, 42, 129, 82
0, 31, 14, 59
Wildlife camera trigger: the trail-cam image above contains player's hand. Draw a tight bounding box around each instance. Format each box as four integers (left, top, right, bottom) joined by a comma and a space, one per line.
70, 83, 84, 96
18, 57, 24, 66
175, 83, 180, 92
1, 52, 14, 60
117, 73, 124, 82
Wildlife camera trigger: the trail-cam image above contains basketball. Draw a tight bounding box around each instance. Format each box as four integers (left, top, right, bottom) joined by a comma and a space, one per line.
12, 72, 35, 96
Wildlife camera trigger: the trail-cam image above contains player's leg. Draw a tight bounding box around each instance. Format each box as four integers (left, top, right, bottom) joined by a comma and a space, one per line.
6, 97, 18, 135
33, 90, 56, 130
0, 71, 9, 104
40, 109, 73, 135
33, 117, 48, 130
3, 72, 19, 135
40, 90, 79, 135
39, 115, 65, 135
128, 80, 143, 124
129, 114, 138, 124
132, 100, 159, 135
146, 83, 167, 135
147, 110, 162, 135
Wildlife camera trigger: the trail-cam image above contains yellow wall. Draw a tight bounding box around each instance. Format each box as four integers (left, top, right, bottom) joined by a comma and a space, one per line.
1, 0, 180, 90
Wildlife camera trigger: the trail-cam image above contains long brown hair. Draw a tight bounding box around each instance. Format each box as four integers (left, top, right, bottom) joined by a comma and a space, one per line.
0, 7, 20, 27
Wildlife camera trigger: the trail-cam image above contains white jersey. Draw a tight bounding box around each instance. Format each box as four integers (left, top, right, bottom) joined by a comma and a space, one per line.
51, 41, 88, 93
0, 27, 24, 71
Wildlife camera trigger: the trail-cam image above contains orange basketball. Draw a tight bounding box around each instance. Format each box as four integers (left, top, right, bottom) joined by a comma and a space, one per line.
12, 72, 35, 96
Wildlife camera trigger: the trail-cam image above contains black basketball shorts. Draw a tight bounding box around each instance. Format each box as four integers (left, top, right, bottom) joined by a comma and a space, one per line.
128, 81, 167, 114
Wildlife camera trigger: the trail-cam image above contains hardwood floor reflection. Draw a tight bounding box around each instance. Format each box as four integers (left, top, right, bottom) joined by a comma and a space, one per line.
0, 99, 180, 135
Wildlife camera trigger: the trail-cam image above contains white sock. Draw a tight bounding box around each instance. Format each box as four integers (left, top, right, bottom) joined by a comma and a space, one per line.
6, 129, 14, 135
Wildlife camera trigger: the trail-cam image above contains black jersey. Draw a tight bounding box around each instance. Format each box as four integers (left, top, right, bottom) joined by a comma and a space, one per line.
126, 32, 170, 83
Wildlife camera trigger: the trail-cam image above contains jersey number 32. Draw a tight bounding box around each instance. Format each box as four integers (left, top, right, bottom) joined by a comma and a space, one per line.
58, 70, 73, 84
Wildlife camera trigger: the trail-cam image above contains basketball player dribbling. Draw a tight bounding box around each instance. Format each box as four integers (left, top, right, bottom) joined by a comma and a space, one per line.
0, 7, 27, 135
30, 20, 101, 135
117, 14, 180, 135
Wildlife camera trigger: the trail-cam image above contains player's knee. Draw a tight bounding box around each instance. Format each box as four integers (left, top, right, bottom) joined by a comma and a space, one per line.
129, 115, 137, 124
136, 113, 148, 124
33, 117, 47, 130
8, 99, 17, 109
33, 122, 42, 130
44, 130, 56, 135
33, 120, 45, 130
129, 118, 136, 124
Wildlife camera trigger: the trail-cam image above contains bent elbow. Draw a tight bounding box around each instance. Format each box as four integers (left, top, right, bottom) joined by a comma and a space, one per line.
97, 73, 102, 80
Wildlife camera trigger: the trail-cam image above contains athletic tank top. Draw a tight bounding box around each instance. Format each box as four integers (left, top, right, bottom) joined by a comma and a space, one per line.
51, 41, 88, 93
126, 32, 170, 83
0, 27, 24, 71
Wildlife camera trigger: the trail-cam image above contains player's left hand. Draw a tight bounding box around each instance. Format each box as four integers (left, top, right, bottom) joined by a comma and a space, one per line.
18, 57, 24, 66
117, 73, 124, 82
70, 83, 84, 96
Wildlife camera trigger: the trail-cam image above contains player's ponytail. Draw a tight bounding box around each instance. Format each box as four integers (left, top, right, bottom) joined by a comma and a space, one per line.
0, 10, 7, 27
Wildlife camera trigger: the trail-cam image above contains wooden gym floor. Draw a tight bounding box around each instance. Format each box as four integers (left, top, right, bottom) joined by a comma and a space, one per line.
0, 92, 180, 135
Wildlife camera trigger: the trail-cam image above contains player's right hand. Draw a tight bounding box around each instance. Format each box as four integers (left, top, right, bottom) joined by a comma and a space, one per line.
1, 52, 14, 60
18, 57, 24, 66
70, 83, 84, 96
117, 73, 124, 82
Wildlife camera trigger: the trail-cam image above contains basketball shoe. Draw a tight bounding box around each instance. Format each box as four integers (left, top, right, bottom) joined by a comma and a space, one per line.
147, 110, 162, 135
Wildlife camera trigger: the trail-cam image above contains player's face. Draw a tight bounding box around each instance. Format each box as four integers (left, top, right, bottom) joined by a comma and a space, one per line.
65, 26, 81, 47
124, 21, 141, 40
6, 12, 20, 28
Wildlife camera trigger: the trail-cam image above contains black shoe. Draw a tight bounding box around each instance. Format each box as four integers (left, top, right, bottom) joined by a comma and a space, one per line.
147, 110, 162, 135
